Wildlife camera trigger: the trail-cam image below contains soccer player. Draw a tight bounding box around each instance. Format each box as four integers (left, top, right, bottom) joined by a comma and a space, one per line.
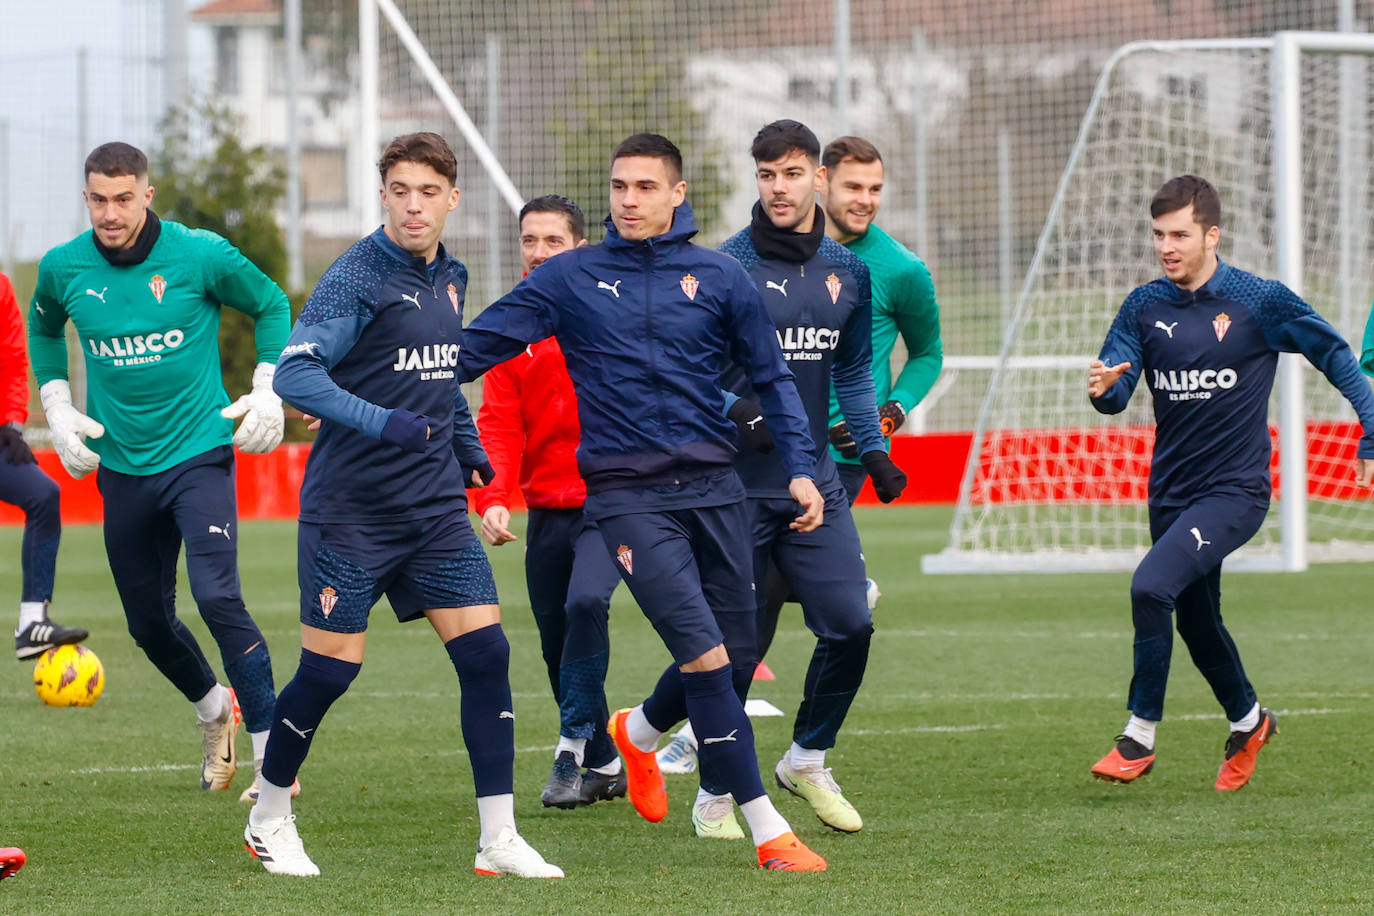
245, 132, 561, 879
28, 142, 287, 796
682, 120, 905, 840
1088, 175, 1374, 790
1, 271, 83, 659
474, 194, 626, 809
458, 133, 830, 872
820, 135, 942, 505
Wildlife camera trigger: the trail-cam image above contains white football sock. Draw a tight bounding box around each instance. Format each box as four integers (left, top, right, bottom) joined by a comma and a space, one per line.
1230, 702, 1261, 733
1123, 715, 1157, 750
788, 743, 825, 770
18, 601, 46, 630
556, 735, 587, 766
251, 779, 294, 822
250, 730, 269, 762
476, 793, 516, 848
739, 796, 790, 846
625, 705, 661, 753
193, 683, 229, 722
589, 757, 622, 776
695, 786, 730, 806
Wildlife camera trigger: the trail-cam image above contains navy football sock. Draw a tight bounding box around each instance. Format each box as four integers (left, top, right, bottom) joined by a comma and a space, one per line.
642, 662, 686, 733
446, 624, 515, 797
683, 664, 766, 805
261, 649, 359, 788
224, 640, 277, 734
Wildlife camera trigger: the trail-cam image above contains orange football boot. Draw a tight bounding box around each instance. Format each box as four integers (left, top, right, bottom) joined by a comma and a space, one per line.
757, 832, 828, 871
608, 707, 667, 822
1091, 735, 1156, 783
1215, 707, 1277, 791
0, 847, 25, 881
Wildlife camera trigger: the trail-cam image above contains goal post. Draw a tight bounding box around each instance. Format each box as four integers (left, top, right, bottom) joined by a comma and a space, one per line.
924, 32, 1374, 575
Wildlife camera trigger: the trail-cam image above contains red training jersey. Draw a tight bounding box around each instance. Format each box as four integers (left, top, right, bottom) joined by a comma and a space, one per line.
472, 336, 586, 515
0, 273, 29, 426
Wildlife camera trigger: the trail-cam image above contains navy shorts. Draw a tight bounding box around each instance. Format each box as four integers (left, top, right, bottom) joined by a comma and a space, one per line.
297, 512, 497, 633
595, 501, 756, 665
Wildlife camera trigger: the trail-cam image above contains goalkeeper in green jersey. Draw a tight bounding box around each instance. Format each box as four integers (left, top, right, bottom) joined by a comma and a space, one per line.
28, 142, 291, 801
820, 136, 943, 507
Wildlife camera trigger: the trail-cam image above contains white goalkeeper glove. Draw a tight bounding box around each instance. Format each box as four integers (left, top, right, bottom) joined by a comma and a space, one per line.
40, 379, 104, 479
220, 362, 284, 454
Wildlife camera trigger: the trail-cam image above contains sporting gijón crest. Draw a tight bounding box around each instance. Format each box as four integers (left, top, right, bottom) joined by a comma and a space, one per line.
824, 273, 842, 305
1213, 312, 1231, 341
447, 283, 460, 313
680, 273, 698, 300
319, 586, 339, 618
616, 544, 633, 575
149, 274, 167, 303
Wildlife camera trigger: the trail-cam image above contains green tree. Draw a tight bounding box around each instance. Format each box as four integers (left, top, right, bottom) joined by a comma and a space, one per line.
151, 100, 288, 399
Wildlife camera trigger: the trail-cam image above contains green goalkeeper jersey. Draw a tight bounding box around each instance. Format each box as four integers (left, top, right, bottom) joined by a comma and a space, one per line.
28, 218, 290, 475
827, 224, 943, 464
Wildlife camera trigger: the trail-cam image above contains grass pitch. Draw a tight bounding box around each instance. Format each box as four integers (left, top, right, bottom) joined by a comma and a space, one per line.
2, 506, 1372, 913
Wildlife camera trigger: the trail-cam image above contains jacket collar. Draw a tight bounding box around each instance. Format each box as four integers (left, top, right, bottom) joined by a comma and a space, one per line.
1167, 258, 1230, 302
601, 201, 699, 251
371, 225, 447, 278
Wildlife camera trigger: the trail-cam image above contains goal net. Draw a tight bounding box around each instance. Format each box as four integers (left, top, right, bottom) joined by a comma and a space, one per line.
924, 35, 1374, 574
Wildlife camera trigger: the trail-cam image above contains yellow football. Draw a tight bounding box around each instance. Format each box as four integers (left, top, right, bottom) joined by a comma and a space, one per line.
33, 644, 105, 707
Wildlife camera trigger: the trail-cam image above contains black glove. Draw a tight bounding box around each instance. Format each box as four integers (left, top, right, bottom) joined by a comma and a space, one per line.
828, 421, 858, 459
878, 400, 907, 437
727, 398, 774, 453
0, 424, 35, 465
861, 450, 907, 503
463, 460, 496, 488
380, 408, 431, 453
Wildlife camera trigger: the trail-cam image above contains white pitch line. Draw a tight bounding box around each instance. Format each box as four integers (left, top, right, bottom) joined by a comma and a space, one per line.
845, 707, 1349, 737
71, 745, 560, 776
878, 629, 1356, 641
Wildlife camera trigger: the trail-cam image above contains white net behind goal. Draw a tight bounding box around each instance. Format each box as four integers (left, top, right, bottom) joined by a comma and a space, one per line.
925, 39, 1374, 574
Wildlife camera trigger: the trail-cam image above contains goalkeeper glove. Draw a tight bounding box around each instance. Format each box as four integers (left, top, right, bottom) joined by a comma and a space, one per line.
861, 450, 908, 503
0, 423, 35, 466
40, 380, 104, 478
828, 421, 858, 459
878, 400, 907, 437
727, 397, 775, 453
220, 362, 284, 454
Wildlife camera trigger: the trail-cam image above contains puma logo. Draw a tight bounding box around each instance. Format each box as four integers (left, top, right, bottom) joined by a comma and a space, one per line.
702, 729, 739, 745
281, 718, 314, 739
401, 291, 422, 309
1154, 320, 1179, 339
765, 279, 788, 297
86, 287, 108, 303
208, 522, 232, 540
1190, 527, 1211, 550
597, 279, 622, 298
498, 710, 515, 720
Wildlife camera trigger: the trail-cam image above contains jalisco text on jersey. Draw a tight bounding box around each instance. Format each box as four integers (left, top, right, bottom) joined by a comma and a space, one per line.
1151, 367, 1238, 392
87, 328, 186, 358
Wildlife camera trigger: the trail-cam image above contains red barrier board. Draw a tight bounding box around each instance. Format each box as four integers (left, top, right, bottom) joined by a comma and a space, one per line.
1, 423, 1367, 524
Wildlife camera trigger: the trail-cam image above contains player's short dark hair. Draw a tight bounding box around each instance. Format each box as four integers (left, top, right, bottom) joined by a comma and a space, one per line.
1151, 175, 1221, 229
612, 133, 683, 183
751, 119, 820, 165
519, 195, 586, 241
377, 132, 458, 186
822, 136, 883, 172
84, 142, 148, 180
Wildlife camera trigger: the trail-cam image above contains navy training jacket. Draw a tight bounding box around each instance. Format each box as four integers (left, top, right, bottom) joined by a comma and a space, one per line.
457, 202, 816, 493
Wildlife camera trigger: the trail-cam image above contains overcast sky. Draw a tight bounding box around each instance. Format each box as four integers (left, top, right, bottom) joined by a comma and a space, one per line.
0, 1, 210, 264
